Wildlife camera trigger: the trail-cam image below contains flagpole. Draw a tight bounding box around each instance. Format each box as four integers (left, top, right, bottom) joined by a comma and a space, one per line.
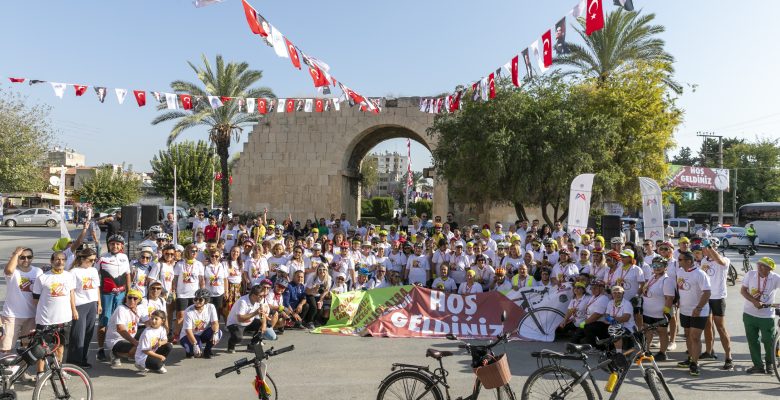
210, 147, 215, 210
173, 165, 178, 245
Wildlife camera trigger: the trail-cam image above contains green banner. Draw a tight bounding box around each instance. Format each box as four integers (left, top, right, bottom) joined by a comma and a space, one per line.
313, 285, 414, 335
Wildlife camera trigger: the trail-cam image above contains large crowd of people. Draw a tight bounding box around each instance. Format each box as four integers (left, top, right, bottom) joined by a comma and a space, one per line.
1, 210, 778, 380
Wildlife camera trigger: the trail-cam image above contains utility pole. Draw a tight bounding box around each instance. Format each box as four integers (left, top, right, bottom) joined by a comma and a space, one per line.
697, 132, 724, 225
733, 168, 738, 225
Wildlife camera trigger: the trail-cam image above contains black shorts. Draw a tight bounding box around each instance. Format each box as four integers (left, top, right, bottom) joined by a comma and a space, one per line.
630, 297, 642, 315
708, 298, 726, 317
176, 297, 195, 311
112, 340, 134, 355
642, 315, 667, 326
679, 314, 707, 330
35, 323, 71, 347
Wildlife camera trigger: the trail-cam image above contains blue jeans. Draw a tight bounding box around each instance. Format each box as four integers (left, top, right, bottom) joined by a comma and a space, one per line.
180, 326, 222, 355
99, 291, 125, 326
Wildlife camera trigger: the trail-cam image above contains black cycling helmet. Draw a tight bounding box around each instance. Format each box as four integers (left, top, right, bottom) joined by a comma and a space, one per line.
107, 234, 125, 244
193, 288, 211, 301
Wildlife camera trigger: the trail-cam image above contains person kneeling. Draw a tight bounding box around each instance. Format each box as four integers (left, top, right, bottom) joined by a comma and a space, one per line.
104, 289, 145, 367
135, 310, 172, 373
226, 281, 276, 353
180, 289, 221, 359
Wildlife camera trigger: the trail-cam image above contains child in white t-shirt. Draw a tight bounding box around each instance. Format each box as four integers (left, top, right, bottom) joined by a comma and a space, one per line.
135, 310, 171, 373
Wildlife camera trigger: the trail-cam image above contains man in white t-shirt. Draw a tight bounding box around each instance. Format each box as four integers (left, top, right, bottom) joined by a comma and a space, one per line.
226, 282, 275, 353
1, 247, 43, 358
670, 251, 710, 376
32, 251, 77, 374
698, 238, 733, 370
741, 257, 780, 374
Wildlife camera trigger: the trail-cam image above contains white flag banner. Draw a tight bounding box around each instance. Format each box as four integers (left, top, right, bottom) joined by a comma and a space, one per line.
270, 25, 289, 58
304, 99, 313, 112
566, 173, 595, 243
480, 77, 489, 101
277, 98, 286, 113
115, 88, 128, 104
531, 40, 549, 73
50, 82, 67, 99
193, 0, 224, 7
165, 93, 177, 110
333, 98, 341, 111
207, 96, 223, 109
639, 177, 665, 242
246, 97, 256, 113
570, 0, 586, 18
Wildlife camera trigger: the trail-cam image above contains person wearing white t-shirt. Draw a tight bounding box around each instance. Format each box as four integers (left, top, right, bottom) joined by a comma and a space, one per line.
431, 264, 458, 293
134, 310, 172, 373
31, 251, 77, 374
699, 240, 733, 369
490, 268, 513, 292
1, 247, 43, 358
180, 289, 221, 359
67, 248, 102, 368
582, 280, 610, 346
605, 286, 635, 352
641, 257, 676, 361
203, 254, 229, 317
220, 222, 240, 255
471, 255, 495, 292
172, 244, 206, 340
105, 289, 146, 367
405, 244, 430, 286
741, 257, 780, 374
226, 282, 276, 353
458, 270, 483, 294
559, 282, 590, 343
671, 251, 711, 376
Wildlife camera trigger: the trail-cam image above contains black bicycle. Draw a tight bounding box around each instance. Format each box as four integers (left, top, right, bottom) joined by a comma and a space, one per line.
738, 246, 757, 273
522, 319, 673, 400
0, 324, 93, 400
377, 323, 518, 399
215, 334, 294, 400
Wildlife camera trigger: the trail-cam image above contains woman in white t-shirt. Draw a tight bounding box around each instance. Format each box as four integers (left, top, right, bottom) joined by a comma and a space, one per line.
172, 244, 205, 341
405, 244, 431, 286
285, 246, 308, 278
105, 289, 145, 367
458, 269, 483, 294
67, 248, 102, 367
180, 289, 221, 359
305, 266, 331, 325
266, 244, 289, 276
140, 281, 167, 328
203, 251, 228, 319
1, 247, 43, 356
641, 257, 675, 360
606, 286, 635, 351
244, 245, 268, 289
222, 246, 245, 321
148, 244, 176, 338
134, 309, 171, 373
559, 282, 591, 343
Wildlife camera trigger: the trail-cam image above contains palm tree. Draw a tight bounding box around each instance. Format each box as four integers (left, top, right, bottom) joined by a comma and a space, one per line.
152, 54, 274, 212
556, 9, 682, 93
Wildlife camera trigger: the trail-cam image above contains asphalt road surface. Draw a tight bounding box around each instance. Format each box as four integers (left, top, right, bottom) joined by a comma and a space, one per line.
1, 225, 779, 399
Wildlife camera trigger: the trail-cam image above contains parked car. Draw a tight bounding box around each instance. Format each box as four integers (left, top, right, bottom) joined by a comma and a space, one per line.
4, 208, 62, 227
667, 218, 695, 238
53, 205, 75, 221
711, 225, 755, 249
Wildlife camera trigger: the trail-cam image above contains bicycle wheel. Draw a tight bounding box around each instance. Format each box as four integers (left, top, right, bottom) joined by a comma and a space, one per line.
489, 384, 517, 400
377, 370, 443, 400
32, 363, 93, 400
263, 373, 279, 400
519, 307, 565, 341
727, 264, 737, 286
644, 368, 674, 400
772, 334, 780, 382
743, 258, 752, 273
521, 365, 594, 400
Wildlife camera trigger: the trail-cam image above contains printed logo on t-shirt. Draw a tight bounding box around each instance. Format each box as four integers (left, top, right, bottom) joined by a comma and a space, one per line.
676, 277, 691, 291
194, 319, 206, 333
150, 336, 160, 351
229, 268, 240, 277
19, 277, 33, 292
148, 306, 155, 315
226, 234, 234, 240
164, 271, 173, 282
50, 282, 66, 297
183, 272, 194, 283
136, 273, 147, 286
209, 275, 221, 287
127, 321, 137, 335
81, 277, 95, 290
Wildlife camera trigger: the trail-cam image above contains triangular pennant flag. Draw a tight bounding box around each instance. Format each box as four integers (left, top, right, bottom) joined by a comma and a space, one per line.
29, 80, 46, 85
270, 25, 289, 58
9, 77, 25, 83
586, 0, 605, 36
285, 38, 301, 70
555, 17, 570, 56
521, 48, 534, 79
241, 0, 269, 36
614, 0, 634, 12
208, 96, 223, 109
276, 98, 285, 113
304, 99, 313, 112
315, 98, 324, 112
133, 90, 146, 107
571, 0, 587, 18
542, 30, 553, 68
285, 99, 295, 113
73, 85, 88, 96
94, 87, 107, 103
194, 0, 224, 7
333, 98, 341, 111
511, 55, 520, 87
246, 98, 256, 114
115, 88, 128, 104
531, 40, 549, 73
50, 82, 67, 99
180, 94, 193, 110
258, 98, 269, 114
488, 73, 496, 99
220, 96, 232, 104
165, 93, 178, 110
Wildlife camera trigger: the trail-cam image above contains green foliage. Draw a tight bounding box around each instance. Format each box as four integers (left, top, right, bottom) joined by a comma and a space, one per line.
0, 90, 54, 192
74, 167, 142, 210
360, 158, 378, 197
151, 54, 275, 212
151, 140, 220, 206
370, 197, 394, 223
361, 199, 373, 217
177, 229, 193, 246
410, 200, 432, 219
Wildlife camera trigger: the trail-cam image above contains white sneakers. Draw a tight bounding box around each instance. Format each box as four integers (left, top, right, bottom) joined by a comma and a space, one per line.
135, 364, 149, 373
157, 367, 167, 374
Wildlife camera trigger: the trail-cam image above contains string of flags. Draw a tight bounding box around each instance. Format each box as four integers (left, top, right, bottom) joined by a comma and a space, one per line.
417, 0, 630, 115
239, 0, 378, 113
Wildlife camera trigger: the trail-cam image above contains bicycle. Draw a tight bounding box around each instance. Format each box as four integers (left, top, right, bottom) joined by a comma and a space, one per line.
719, 245, 738, 286
522, 319, 673, 400
214, 333, 294, 400
0, 324, 93, 400
765, 305, 780, 382
738, 246, 757, 273
376, 323, 518, 399
511, 287, 565, 341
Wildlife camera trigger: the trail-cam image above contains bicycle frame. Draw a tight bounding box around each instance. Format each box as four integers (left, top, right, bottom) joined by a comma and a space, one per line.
389, 357, 490, 400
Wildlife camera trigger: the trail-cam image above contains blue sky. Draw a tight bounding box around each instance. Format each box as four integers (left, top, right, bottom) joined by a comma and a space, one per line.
2, 1, 779, 172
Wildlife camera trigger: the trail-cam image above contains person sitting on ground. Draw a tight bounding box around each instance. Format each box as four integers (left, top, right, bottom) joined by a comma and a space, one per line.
354, 268, 372, 290
284, 271, 310, 329
180, 288, 221, 359
559, 281, 591, 343
226, 281, 276, 354
458, 269, 483, 294
266, 279, 290, 333
134, 310, 172, 374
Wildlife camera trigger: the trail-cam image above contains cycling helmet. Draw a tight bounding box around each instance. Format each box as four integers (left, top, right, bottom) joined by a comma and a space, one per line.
543, 238, 555, 246
149, 225, 162, 233
194, 288, 211, 300
610, 236, 624, 244
357, 268, 371, 276
708, 237, 720, 248
156, 232, 170, 241
107, 234, 125, 244
651, 256, 669, 269
174, 244, 185, 252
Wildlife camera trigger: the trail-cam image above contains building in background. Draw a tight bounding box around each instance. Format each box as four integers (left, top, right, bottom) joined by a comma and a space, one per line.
364, 151, 409, 197
47, 146, 85, 167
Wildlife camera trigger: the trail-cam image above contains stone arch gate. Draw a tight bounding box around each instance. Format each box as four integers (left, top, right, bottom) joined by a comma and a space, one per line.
232, 97, 448, 222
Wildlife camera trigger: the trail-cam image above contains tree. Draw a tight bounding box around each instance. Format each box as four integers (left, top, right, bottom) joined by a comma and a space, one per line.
150, 140, 220, 206
151, 54, 274, 212
0, 90, 54, 192
360, 157, 378, 197
74, 167, 141, 210
557, 9, 682, 94
671, 146, 697, 166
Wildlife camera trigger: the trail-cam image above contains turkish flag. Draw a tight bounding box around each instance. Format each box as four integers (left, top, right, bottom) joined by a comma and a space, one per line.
180, 94, 193, 110
285, 99, 295, 113
74, 85, 88, 96
586, 0, 605, 36
9, 77, 25, 83
453, 91, 462, 111
241, 0, 269, 36
315, 98, 324, 112
258, 98, 268, 114
488, 73, 496, 99
511, 55, 520, 87
308, 66, 328, 87
133, 90, 146, 107
285, 38, 301, 70
542, 30, 553, 67
220, 96, 232, 104
345, 88, 364, 105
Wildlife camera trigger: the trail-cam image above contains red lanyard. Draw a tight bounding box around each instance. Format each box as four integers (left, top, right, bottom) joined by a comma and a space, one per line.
756, 274, 768, 297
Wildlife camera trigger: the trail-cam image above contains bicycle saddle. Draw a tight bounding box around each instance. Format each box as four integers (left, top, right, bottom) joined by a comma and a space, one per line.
566, 343, 592, 353
426, 349, 454, 360
0, 356, 18, 367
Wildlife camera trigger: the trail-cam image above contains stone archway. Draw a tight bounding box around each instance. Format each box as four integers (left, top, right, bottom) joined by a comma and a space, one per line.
231, 97, 449, 222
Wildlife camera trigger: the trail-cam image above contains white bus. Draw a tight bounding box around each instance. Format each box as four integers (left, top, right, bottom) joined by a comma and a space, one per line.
738, 202, 780, 246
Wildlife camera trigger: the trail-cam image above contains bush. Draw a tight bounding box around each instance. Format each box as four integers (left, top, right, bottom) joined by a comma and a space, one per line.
361, 199, 373, 217
361, 216, 380, 226
371, 197, 395, 223
410, 200, 433, 218
177, 229, 193, 246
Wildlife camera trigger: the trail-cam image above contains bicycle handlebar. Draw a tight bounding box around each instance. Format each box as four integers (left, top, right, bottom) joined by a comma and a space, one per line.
446, 329, 517, 353
214, 345, 295, 378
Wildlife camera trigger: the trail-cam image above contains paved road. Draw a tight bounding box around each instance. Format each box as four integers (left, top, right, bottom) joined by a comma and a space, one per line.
1, 225, 779, 399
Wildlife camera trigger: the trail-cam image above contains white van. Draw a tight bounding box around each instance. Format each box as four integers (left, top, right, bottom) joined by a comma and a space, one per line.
667, 218, 695, 238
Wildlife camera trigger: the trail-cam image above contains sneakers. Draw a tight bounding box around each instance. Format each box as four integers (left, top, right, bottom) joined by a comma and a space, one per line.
226, 348, 236, 354
746, 365, 766, 374
677, 358, 691, 368
203, 349, 213, 359
766, 363, 775, 375
21, 372, 37, 383
699, 351, 717, 360
722, 359, 734, 371
79, 362, 92, 370
96, 349, 107, 362
667, 342, 677, 351
689, 363, 700, 376
156, 367, 167, 374
135, 364, 149, 373
654, 352, 668, 362
306, 322, 316, 330
109, 352, 122, 367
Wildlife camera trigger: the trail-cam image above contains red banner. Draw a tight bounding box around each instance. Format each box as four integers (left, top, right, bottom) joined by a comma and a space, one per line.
364, 287, 524, 339
667, 165, 730, 191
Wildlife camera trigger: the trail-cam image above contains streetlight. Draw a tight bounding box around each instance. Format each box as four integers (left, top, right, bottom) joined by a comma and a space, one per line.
696, 131, 724, 225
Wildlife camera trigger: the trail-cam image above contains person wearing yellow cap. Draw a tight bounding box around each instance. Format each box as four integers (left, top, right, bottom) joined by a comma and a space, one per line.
458, 269, 483, 294
741, 256, 780, 374
593, 235, 606, 254
559, 281, 591, 343
104, 288, 145, 367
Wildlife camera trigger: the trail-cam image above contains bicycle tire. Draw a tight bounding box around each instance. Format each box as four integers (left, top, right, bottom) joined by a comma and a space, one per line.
376, 370, 443, 400
32, 363, 93, 400
263, 373, 279, 400
519, 307, 565, 341
492, 384, 518, 400
743, 258, 752, 273
644, 368, 674, 400
521, 365, 594, 400
772, 334, 780, 383
727, 264, 738, 286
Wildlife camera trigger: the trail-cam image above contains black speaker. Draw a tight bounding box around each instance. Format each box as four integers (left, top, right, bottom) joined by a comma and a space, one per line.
141, 205, 160, 230
601, 215, 622, 241
121, 206, 138, 232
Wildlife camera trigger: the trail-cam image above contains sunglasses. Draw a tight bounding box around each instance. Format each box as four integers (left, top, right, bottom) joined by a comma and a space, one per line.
127, 297, 140, 301
140, 256, 151, 260
659, 247, 671, 251
194, 298, 206, 302
86, 258, 97, 262
18, 256, 33, 260
164, 252, 175, 256
150, 287, 163, 291
210, 254, 221, 258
